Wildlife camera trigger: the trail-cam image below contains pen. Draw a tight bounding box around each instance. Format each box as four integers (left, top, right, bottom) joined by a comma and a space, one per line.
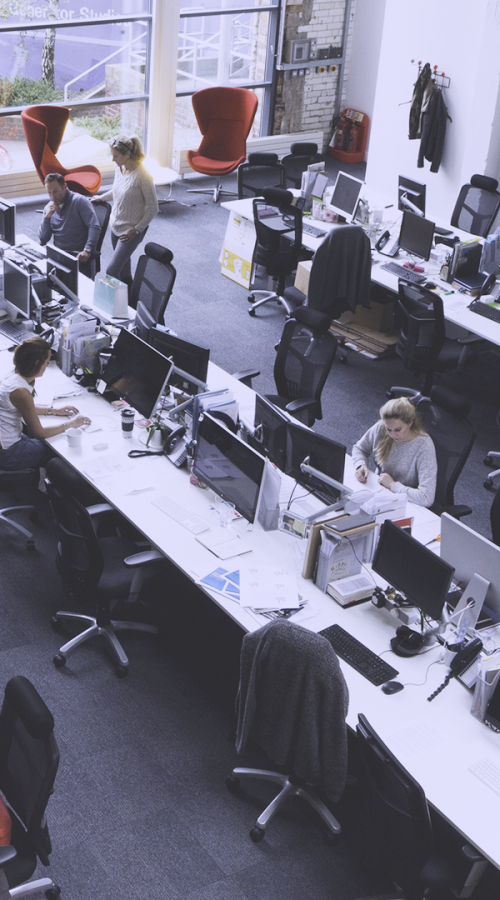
385, 204, 393, 209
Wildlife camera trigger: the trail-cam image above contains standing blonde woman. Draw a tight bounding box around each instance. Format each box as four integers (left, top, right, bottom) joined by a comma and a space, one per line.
352, 396, 437, 508
94, 135, 158, 290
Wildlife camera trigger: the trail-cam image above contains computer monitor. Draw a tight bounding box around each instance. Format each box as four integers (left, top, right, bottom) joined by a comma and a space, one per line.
372, 520, 454, 621
328, 172, 364, 223
398, 210, 435, 261
46, 243, 79, 301
0, 197, 15, 246
440, 513, 500, 621
3, 259, 31, 320
252, 394, 289, 469
284, 423, 346, 504
101, 329, 173, 419
398, 176, 426, 217
193, 413, 265, 523
150, 328, 210, 395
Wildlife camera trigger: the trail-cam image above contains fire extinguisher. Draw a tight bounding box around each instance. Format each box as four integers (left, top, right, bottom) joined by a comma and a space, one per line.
333, 117, 351, 151
347, 122, 361, 155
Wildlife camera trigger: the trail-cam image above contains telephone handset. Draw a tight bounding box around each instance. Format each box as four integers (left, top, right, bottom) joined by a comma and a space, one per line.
427, 637, 483, 702
128, 424, 188, 468
376, 230, 400, 257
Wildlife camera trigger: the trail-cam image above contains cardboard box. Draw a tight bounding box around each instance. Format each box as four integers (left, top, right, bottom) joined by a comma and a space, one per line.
338, 300, 394, 333
294, 260, 312, 296
331, 321, 398, 358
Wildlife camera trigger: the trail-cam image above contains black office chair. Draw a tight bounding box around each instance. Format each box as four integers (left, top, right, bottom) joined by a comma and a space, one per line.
0, 675, 61, 900
131, 242, 176, 339
87, 199, 111, 280
236, 306, 337, 427
237, 152, 286, 199
353, 714, 488, 900
248, 187, 303, 316
226, 620, 348, 843
387, 385, 476, 519
490, 484, 500, 546
395, 282, 466, 395
0, 468, 40, 550
483, 410, 500, 491
451, 175, 500, 236
281, 141, 324, 190
45, 457, 168, 677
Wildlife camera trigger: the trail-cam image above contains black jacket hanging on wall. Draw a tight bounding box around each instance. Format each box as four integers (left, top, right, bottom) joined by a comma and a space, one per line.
417, 89, 449, 173
409, 62, 433, 139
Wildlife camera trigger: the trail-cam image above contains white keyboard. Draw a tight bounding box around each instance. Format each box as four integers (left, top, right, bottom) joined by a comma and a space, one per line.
469, 758, 500, 796
151, 495, 210, 534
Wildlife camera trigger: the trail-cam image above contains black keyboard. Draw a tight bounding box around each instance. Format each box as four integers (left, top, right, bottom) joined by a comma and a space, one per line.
319, 623, 399, 686
468, 299, 500, 323
0, 320, 35, 344
381, 261, 426, 284
302, 222, 327, 238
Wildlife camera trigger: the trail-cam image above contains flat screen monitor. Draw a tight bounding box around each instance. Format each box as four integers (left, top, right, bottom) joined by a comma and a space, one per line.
0, 197, 15, 246
284, 423, 346, 504
3, 259, 31, 320
440, 513, 500, 621
101, 329, 173, 419
328, 172, 364, 223
398, 176, 426, 217
372, 520, 454, 621
150, 328, 209, 395
398, 210, 435, 261
46, 243, 79, 300
253, 394, 289, 470
193, 413, 265, 523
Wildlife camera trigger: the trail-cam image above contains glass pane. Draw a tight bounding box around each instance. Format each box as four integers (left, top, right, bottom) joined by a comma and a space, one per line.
180, 0, 275, 10
0, 101, 145, 173
1, 0, 150, 26
0, 21, 148, 107
177, 11, 270, 93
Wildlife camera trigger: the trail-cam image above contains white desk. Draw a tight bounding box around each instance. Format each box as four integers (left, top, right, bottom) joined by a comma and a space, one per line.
1, 350, 499, 869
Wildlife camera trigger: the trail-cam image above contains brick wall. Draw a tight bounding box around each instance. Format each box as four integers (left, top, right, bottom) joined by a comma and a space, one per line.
273, 0, 356, 150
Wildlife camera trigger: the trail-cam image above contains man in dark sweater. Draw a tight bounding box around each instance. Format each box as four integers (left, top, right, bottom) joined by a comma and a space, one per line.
38, 173, 100, 277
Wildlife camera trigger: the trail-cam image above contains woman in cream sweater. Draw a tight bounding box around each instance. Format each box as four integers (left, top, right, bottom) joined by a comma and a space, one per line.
95, 135, 159, 290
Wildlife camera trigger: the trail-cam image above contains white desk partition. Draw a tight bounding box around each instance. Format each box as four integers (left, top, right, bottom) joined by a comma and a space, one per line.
1, 349, 500, 870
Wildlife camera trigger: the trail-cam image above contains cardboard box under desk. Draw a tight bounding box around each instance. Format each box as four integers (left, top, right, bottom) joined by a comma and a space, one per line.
331, 321, 398, 358
294, 265, 394, 332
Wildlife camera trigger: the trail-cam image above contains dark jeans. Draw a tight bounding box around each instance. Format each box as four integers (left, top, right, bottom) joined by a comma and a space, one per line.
0, 434, 54, 471
107, 229, 147, 288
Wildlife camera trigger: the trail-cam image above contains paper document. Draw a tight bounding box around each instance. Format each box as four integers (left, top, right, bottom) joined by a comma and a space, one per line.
239, 565, 299, 609
196, 531, 252, 559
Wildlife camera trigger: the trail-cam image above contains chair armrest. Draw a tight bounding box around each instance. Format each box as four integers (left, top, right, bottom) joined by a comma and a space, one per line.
460, 843, 485, 864
0, 846, 16, 865
87, 503, 115, 517
123, 550, 165, 567
386, 387, 422, 402
442, 504, 473, 520
232, 368, 260, 387
286, 397, 316, 415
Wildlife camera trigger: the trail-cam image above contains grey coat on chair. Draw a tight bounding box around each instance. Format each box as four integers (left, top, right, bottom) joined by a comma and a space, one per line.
235, 620, 349, 801
307, 225, 372, 320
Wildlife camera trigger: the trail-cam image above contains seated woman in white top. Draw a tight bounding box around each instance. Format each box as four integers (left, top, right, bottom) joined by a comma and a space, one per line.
96, 135, 159, 291
352, 396, 437, 508
0, 337, 90, 471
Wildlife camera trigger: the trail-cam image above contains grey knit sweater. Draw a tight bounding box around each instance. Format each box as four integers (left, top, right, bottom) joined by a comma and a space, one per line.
352, 422, 437, 508
235, 620, 349, 801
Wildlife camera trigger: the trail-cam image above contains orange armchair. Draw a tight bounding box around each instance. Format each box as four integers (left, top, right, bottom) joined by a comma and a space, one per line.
187, 87, 258, 202
21, 105, 101, 196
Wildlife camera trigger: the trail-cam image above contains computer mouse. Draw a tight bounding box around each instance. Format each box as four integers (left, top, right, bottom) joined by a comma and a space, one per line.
424, 281, 437, 290
382, 681, 404, 695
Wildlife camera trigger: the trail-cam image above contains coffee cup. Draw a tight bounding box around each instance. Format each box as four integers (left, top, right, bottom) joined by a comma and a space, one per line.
121, 408, 135, 438
66, 427, 82, 448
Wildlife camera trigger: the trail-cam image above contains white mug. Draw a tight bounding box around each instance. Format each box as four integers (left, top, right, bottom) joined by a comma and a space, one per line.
66, 427, 83, 448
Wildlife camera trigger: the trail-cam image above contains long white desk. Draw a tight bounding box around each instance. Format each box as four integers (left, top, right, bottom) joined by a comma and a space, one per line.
1, 347, 499, 870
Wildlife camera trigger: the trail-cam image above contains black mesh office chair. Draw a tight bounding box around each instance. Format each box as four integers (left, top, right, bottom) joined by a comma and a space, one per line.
45, 457, 168, 677
131, 243, 176, 340
353, 714, 488, 900
237, 152, 286, 199
87, 199, 111, 280
451, 175, 500, 236
395, 282, 466, 395
226, 620, 348, 843
0, 468, 40, 550
483, 410, 500, 491
281, 141, 324, 190
387, 385, 476, 519
0, 675, 61, 900
236, 306, 337, 427
490, 485, 500, 546
248, 187, 303, 316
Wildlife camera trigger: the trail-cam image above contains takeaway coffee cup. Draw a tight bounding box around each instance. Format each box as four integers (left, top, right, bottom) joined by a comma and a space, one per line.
121, 408, 135, 438
66, 427, 82, 448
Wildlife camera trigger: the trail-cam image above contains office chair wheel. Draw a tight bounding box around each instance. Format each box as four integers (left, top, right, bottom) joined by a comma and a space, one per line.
115, 664, 128, 679
225, 774, 240, 792
324, 829, 339, 846
50, 616, 65, 635
45, 886, 61, 900
484, 479, 494, 491
484, 456, 496, 467
26, 539, 36, 551
248, 294, 255, 303
248, 307, 256, 317
53, 654, 66, 669
250, 825, 265, 843
29, 511, 42, 525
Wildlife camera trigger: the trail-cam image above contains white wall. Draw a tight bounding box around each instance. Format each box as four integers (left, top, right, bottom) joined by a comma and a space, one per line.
342, 0, 386, 155
364, 0, 500, 224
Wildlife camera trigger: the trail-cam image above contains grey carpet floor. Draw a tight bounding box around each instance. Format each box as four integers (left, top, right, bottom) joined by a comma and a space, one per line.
2, 162, 499, 898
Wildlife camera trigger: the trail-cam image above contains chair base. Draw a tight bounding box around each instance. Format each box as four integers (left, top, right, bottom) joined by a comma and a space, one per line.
483, 452, 500, 489
5, 875, 60, 900
0, 506, 35, 547
52, 611, 158, 674
227, 767, 341, 841
248, 290, 294, 316
186, 179, 237, 203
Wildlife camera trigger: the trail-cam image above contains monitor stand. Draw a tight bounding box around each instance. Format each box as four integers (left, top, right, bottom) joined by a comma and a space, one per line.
452, 573, 490, 633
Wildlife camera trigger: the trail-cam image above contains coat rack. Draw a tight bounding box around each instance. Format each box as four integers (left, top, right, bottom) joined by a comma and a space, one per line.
411, 60, 451, 89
